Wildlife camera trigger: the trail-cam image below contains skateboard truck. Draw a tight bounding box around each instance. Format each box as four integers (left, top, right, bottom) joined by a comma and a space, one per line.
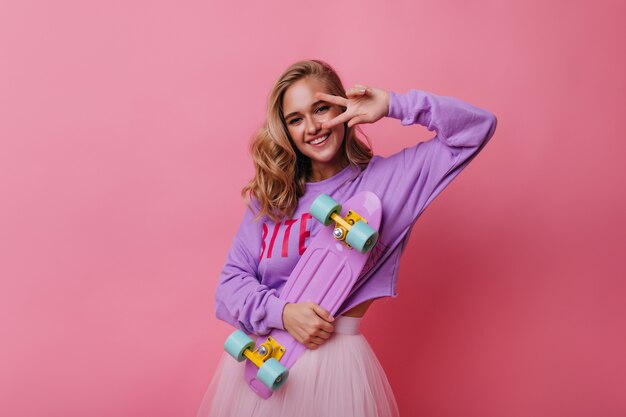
330, 210, 372, 249
243, 336, 286, 368
224, 331, 289, 391
310, 194, 379, 253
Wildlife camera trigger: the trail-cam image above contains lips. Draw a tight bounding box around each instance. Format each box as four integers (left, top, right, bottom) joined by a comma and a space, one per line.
308, 133, 329, 146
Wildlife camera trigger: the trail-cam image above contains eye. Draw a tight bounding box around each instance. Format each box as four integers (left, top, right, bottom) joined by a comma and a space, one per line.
288, 117, 302, 125
316, 105, 330, 113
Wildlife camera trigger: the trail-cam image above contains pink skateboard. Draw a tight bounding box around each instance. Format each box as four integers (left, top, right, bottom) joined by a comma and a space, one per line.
223, 191, 382, 399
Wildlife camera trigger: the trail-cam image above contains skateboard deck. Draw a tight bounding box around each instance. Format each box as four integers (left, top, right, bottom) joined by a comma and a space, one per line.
244, 191, 382, 399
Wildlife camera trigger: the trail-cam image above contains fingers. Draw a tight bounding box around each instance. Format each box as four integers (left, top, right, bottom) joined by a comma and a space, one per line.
346, 84, 369, 97
311, 303, 335, 333
305, 335, 328, 350
311, 304, 334, 322
285, 302, 337, 349
315, 91, 347, 106
315, 84, 368, 105
298, 321, 332, 339
298, 328, 329, 349
322, 111, 352, 130
347, 116, 363, 128
319, 84, 371, 129
316, 328, 332, 340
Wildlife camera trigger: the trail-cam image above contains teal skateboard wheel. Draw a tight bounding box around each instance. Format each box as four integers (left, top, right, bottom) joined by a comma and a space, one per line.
224, 330, 255, 362
345, 220, 379, 253
257, 358, 289, 391
310, 194, 341, 226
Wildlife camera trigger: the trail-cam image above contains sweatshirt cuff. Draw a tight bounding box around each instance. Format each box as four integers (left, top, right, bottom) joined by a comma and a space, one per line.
387, 89, 430, 127
387, 90, 402, 119
265, 295, 288, 330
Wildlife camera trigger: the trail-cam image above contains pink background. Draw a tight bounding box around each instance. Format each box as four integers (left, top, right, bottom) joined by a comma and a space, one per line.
1, 0, 625, 416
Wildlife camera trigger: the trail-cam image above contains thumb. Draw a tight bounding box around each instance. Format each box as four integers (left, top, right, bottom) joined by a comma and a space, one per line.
312, 304, 334, 322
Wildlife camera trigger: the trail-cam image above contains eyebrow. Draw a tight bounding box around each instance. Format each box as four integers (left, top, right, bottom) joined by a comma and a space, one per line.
283, 100, 326, 120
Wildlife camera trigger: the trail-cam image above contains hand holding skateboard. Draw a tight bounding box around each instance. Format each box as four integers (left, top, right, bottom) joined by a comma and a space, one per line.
282, 301, 335, 350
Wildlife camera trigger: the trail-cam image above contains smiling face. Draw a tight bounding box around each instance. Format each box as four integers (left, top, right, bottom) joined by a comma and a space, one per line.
282, 77, 347, 182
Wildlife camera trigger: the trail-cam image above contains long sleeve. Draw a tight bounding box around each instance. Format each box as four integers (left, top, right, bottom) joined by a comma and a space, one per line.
339, 89, 498, 311
214, 206, 288, 335
369, 89, 498, 243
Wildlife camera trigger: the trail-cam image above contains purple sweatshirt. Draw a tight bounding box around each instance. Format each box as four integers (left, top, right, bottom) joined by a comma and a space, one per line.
215, 89, 497, 335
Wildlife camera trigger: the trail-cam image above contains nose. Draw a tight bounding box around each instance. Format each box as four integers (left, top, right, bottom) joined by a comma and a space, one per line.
305, 115, 320, 135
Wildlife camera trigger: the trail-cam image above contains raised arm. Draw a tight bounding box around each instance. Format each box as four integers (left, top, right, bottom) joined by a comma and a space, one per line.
386, 89, 497, 227
338, 89, 498, 312
390, 89, 497, 148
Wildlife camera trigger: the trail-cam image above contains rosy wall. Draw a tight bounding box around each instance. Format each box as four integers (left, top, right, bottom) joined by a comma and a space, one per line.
1, 1, 624, 416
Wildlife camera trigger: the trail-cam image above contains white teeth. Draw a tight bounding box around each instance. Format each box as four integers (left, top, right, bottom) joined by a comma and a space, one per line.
310, 134, 329, 145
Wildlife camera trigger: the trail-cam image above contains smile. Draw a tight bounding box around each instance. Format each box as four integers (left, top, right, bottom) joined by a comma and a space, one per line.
308, 134, 329, 146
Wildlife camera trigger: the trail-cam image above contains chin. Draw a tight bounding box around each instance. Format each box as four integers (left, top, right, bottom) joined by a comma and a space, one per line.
309, 149, 341, 163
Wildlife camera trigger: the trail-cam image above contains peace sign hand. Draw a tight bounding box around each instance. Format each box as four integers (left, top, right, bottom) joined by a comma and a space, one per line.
315, 84, 390, 129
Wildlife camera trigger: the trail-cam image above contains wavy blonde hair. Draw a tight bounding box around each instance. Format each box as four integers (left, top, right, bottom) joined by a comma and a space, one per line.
242, 60, 373, 221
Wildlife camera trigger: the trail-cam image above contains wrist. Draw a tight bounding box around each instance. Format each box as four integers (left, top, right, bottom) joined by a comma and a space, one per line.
384, 90, 390, 117
281, 302, 291, 328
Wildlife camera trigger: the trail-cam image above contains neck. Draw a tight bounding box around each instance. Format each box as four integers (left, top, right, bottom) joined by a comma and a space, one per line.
308, 155, 349, 182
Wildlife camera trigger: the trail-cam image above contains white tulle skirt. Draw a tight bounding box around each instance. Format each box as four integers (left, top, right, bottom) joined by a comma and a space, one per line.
196, 316, 399, 417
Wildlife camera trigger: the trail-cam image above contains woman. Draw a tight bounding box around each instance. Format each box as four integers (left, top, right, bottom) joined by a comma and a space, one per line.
197, 59, 497, 417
